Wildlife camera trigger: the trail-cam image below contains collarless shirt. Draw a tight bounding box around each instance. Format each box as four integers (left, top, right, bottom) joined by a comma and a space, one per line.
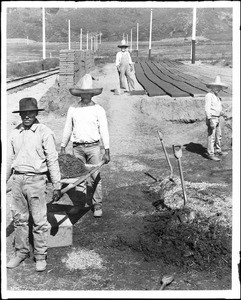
61, 104, 110, 149
205, 91, 222, 119
7, 120, 61, 189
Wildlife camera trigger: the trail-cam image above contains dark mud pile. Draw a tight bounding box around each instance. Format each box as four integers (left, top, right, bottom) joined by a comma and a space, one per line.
58, 153, 88, 178
110, 178, 232, 276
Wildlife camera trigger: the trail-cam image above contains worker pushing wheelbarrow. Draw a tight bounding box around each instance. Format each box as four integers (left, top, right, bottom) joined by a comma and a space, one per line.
58, 73, 110, 218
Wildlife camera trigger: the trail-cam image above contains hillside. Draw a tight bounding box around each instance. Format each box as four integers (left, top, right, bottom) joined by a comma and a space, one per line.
6, 7, 232, 43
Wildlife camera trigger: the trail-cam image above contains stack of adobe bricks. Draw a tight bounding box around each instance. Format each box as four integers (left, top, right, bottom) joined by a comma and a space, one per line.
59, 50, 95, 87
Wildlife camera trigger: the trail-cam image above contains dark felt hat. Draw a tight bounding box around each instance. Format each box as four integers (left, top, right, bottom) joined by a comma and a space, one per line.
12, 97, 44, 113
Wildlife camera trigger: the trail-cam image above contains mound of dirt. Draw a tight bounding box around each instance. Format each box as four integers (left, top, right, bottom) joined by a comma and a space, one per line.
111, 177, 232, 276
58, 153, 88, 178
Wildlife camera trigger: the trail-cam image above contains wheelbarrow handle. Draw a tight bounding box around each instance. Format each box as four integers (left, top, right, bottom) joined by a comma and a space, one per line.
61, 160, 106, 195
49, 160, 106, 204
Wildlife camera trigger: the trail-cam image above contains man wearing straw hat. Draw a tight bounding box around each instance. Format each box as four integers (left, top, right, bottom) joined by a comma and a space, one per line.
6, 97, 62, 271
204, 75, 229, 161
60, 74, 110, 218
116, 39, 135, 92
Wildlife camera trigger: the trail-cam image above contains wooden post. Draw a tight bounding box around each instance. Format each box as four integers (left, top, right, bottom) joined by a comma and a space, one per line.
99, 32, 102, 44
90, 36, 93, 50
80, 28, 82, 50
68, 19, 70, 50
86, 32, 89, 50
148, 9, 153, 60
95, 34, 98, 51
136, 22, 139, 56
42, 7, 46, 60
130, 28, 133, 53
191, 7, 196, 64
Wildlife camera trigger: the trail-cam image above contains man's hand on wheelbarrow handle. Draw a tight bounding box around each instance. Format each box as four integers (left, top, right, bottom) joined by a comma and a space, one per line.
52, 189, 62, 202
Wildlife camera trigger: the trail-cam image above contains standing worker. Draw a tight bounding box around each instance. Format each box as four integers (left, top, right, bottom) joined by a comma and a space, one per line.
116, 39, 135, 92
60, 74, 110, 218
6, 97, 62, 271
204, 76, 229, 161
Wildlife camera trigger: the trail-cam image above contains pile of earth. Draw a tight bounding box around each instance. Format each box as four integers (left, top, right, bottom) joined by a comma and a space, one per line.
58, 153, 89, 178
109, 177, 232, 277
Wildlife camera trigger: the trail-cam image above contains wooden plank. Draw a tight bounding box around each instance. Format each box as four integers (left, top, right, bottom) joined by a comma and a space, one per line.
159, 61, 209, 92
140, 62, 190, 97
150, 62, 207, 96
134, 63, 166, 96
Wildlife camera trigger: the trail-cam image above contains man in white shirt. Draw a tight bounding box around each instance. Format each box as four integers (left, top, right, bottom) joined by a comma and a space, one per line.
204, 76, 228, 161
60, 74, 110, 217
116, 39, 135, 92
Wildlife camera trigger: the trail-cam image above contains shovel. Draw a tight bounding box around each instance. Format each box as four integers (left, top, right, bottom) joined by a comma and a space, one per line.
159, 274, 174, 290
50, 160, 106, 204
157, 131, 174, 182
172, 145, 187, 206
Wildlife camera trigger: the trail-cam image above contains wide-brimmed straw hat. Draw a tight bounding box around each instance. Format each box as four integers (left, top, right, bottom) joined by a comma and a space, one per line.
12, 97, 44, 113
206, 76, 228, 89
69, 74, 103, 97
118, 39, 129, 48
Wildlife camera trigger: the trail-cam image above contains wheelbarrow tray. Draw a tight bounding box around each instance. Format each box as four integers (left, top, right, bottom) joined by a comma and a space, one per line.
59, 160, 105, 195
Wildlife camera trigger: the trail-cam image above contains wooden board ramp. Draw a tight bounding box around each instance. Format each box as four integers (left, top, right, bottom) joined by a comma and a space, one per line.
140, 61, 190, 97
135, 62, 166, 97
146, 61, 207, 97
134, 59, 215, 97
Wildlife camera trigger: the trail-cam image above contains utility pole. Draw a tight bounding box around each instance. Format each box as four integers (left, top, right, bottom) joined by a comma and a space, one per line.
80, 28, 82, 50
99, 32, 102, 44
42, 7, 46, 60
148, 9, 153, 60
136, 22, 139, 55
86, 32, 89, 50
68, 19, 70, 50
130, 28, 133, 52
191, 7, 197, 64
90, 36, 93, 50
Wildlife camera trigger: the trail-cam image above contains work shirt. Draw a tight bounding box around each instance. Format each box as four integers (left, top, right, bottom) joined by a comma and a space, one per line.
7, 120, 61, 190
204, 91, 222, 119
116, 51, 133, 67
61, 104, 110, 149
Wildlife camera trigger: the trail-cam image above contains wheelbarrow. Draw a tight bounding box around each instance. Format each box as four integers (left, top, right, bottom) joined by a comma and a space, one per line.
50, 160, 106, 204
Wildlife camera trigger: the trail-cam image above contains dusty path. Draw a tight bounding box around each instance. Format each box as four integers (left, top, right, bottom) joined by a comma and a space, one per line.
5, 62, 236, 294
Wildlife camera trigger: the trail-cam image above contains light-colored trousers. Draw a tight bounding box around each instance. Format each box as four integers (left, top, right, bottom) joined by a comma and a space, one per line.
10, 174, 48, 260
206, 117, 222, 156
118, 65, 135, 91
73, 143, 103, 208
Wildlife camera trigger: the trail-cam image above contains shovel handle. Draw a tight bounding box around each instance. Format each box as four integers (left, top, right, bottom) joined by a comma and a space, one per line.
157, 131, 173, 179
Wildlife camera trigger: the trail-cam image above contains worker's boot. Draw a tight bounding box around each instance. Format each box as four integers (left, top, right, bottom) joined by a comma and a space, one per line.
93, 205, 102, 218
207, 155, 220, 161
36, 259, 47, 272
7, 255, 27, 268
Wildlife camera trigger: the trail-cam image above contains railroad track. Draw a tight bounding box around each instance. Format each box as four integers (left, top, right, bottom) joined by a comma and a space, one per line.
7, 68, 59, 91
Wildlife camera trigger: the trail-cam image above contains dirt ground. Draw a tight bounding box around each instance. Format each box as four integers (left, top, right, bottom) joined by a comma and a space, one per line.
4, 61, 240, 297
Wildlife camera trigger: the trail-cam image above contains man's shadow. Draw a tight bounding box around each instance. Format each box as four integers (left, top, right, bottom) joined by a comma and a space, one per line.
183, 142, 208, 159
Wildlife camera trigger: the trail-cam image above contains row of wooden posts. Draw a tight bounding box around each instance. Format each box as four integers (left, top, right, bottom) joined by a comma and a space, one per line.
42, 7, 197, 63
